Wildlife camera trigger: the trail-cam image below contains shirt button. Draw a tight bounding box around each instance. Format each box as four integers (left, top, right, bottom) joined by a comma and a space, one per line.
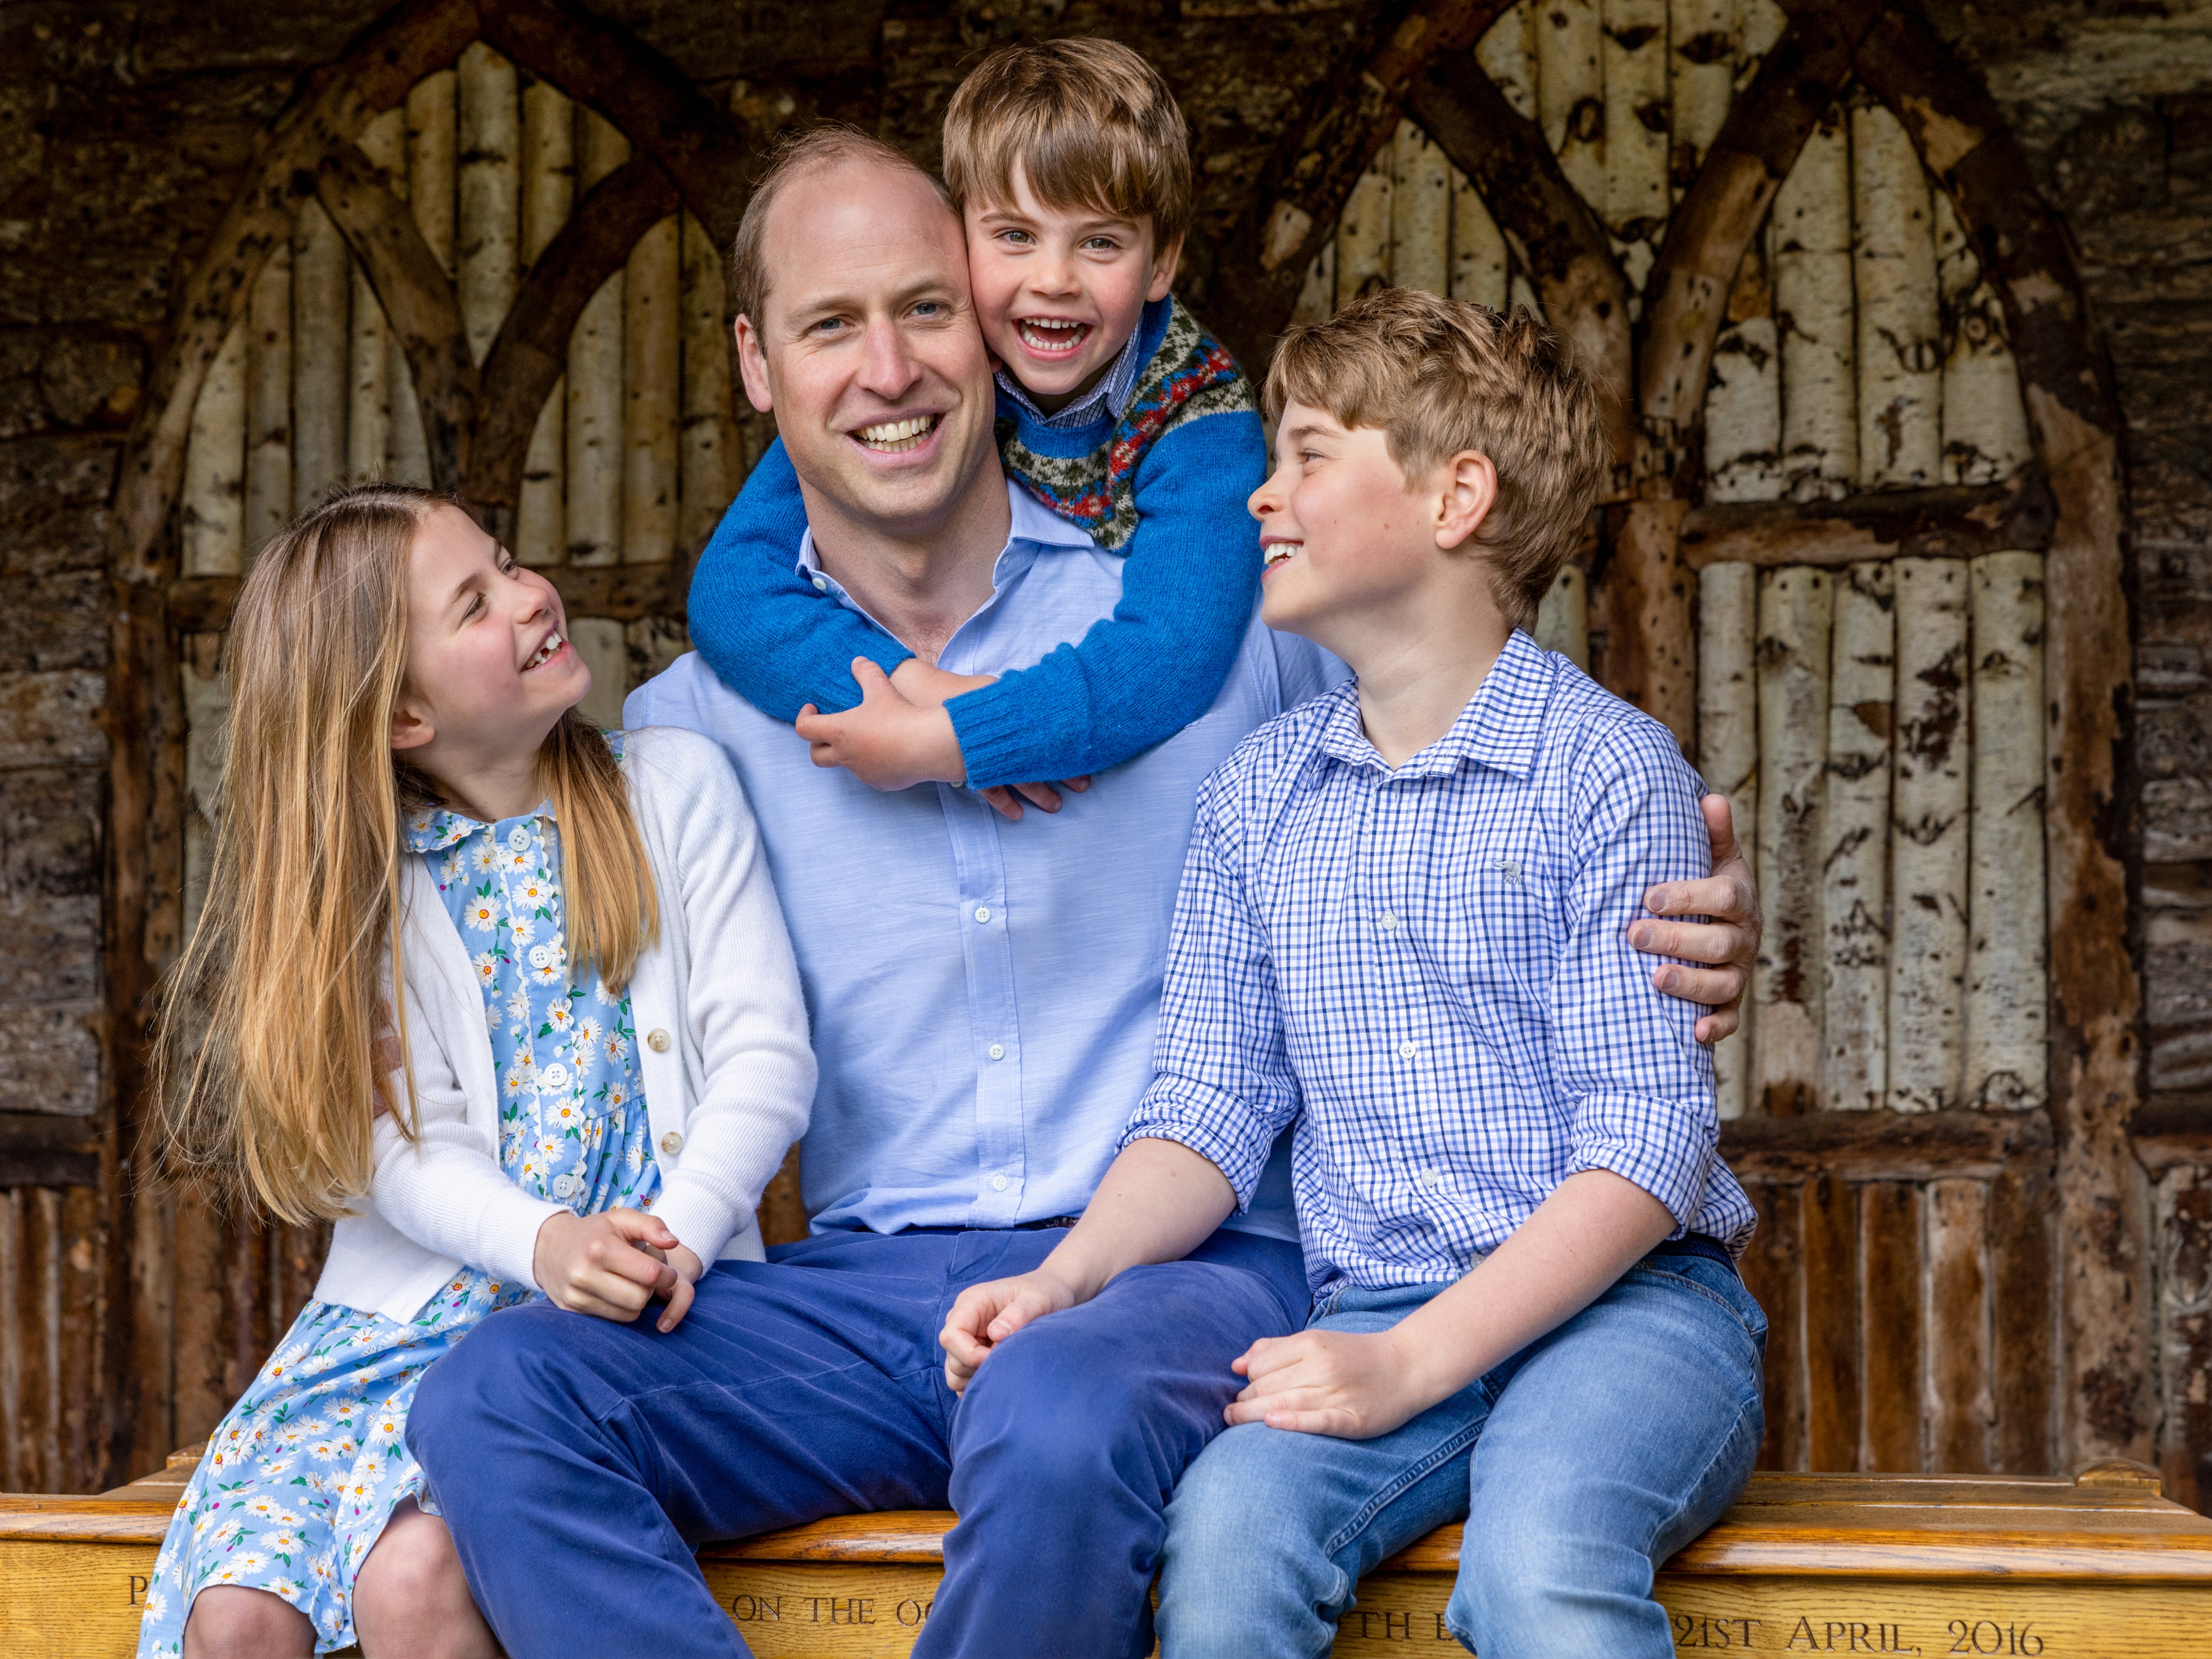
506, 826, 531, 852
537, 1062, 569, 1089
647, 1029, 672, 1053
1400, 1041, 1418, 1060
1380, 913, 1400, 932
991, 1175, 1009, 1193
811, 575, 828, 592
987, 1042, 1006, 1062
527, 945, 553, 969
974, 905, 991, 924
659, 1130, 683, 1156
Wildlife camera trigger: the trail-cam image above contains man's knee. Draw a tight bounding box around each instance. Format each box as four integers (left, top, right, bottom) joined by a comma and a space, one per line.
957, 1316, 1158, 1485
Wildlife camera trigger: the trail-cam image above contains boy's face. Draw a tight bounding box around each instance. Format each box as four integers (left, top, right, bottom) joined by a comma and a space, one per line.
963, 165, 1180, 413
1249, 401, 1497, 661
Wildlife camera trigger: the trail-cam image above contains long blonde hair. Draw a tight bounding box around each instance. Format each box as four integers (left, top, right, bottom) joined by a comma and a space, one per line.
153, 484, 659, 1223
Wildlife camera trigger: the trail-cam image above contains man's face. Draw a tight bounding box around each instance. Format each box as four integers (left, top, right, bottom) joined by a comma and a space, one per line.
735, 159, 999, 538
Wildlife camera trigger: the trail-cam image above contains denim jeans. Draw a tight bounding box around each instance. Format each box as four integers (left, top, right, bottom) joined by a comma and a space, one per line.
1155, 1252, 1767, 1659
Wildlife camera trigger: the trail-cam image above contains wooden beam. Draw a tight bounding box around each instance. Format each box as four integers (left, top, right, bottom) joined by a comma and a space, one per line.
314, 144, 479, 492
1200, 0, 1512, 373
1638, 5, 1876, 490
1823, 0, 2147, 1472
1678, 469, 2056, 570
1721, 1108, 2053, 1185
465, 155, 681, 528
0, 1118, 101, 1194
168, 558, 688, 637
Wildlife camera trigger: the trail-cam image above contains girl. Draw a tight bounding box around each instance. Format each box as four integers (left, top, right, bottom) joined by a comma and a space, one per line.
139, 484, 816, 1658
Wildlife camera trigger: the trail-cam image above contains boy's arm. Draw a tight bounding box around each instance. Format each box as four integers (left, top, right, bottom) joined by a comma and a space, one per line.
685, 437, 913, 722
940, 407, 1268, 790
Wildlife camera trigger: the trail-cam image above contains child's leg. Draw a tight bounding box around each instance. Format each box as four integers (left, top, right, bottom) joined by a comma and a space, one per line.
1449, 1254, 1767, 1659
351, 1499, 497, 1659
1154, 1284, 1490, 1659
179, 1588, 312, 1659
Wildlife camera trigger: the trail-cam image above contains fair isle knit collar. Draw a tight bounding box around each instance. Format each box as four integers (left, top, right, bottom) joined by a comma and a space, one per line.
993, 297, 1157, 432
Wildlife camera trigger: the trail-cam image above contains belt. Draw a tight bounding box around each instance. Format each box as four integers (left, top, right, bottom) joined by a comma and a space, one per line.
1013, 1215, 1082, 1231
1649, 1232, 1736, 1272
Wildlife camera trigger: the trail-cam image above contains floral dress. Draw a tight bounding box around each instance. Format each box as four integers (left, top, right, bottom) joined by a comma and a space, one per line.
138, 775, 662, 1655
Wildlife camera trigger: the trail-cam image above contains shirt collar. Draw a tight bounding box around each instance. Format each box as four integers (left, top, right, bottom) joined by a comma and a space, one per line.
794, 475, 1099, 602
1317, 629, 1556, 781
993, 312, 1148, 431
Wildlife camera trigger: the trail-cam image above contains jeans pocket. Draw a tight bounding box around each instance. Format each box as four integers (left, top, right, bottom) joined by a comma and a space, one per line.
1638, 1257, 1768, 1359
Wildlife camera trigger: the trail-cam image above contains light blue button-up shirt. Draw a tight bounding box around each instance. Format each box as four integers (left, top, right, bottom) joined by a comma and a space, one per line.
627, 480, 1342, 1239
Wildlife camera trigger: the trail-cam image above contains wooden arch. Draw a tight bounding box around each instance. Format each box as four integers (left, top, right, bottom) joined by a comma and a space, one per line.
1204, 0, 2141, 1466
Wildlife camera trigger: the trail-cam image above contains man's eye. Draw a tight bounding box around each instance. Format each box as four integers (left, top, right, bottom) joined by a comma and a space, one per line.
913, 301, 946, 319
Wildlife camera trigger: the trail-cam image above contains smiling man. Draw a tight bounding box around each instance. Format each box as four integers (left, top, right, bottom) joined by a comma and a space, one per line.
404, 128, 1762, 1659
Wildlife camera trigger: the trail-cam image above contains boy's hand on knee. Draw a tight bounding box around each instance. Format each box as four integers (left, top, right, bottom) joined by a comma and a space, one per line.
1225, 1327, 1431, 1440
796, 660, 968, 792
939, 1268, 1083, 1394
533, 1207, 682, 1322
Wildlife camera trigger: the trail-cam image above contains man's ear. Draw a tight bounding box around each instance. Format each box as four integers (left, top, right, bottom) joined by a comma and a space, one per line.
734, 314, 775, 414
390, 694, 434, 755
1434, 450, 1497, 552
1146, 232, 1184, 304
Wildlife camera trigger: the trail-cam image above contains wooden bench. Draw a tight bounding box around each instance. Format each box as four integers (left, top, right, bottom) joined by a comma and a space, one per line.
3, 1453, 2208, 1655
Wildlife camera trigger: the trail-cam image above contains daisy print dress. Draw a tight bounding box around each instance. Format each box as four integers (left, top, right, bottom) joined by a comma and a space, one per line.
138, 768, 661, 1655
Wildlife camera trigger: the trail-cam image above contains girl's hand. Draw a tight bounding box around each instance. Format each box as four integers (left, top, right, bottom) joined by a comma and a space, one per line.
1224, 1327, 1438, 1440
637, 1240, 707, 1333
532, 1207, 681, 1322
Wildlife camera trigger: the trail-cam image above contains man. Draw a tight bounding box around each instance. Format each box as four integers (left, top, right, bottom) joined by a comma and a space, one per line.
405, 127, 1758, 1659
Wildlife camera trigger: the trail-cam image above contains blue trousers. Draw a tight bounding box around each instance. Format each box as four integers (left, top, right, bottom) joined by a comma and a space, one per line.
404, 1224, 1308, 1659
1156, 1254, 1767, 1659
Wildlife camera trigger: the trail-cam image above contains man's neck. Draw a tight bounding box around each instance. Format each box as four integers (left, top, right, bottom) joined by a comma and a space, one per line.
795, 471, 1015, 664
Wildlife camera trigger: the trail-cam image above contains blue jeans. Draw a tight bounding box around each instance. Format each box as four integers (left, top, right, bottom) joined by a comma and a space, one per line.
404, 1223, 1307, 1659
1155, 1253, 1766, 1659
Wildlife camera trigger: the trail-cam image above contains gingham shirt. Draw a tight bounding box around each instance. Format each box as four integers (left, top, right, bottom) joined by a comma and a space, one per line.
1122, 630, 1756, 1294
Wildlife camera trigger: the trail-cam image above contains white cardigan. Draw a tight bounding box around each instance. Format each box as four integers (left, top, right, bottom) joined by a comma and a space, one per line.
312, 726, 818, 1324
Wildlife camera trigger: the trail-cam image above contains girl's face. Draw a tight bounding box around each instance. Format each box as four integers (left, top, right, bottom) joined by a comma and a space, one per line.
391, 505, 589, 782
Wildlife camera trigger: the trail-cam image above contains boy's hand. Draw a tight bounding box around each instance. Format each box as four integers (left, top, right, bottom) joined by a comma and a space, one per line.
796, 660, 967, 790
532, 1207, 681, 1323
1225, 1327, 1436, 1440
939, 1266, 1085, 1394
978, 775, 1091, 823
887, 661, 1093, 823
1632, 793, 1761, 1042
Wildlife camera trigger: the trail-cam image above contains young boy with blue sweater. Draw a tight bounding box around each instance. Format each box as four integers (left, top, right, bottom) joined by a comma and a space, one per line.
689, 39, 1262, 807
939, 289, 1767, 1659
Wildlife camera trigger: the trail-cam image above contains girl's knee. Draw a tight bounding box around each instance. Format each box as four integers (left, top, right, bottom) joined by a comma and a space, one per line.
181, 1585, 314, 1659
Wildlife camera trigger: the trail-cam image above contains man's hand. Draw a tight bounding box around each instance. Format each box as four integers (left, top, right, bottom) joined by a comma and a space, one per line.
1224, 1327, 1434, 1440
939, 1266, 1084, 1394
1632, 794, 1762, 1043
532, 1207, 682, 1323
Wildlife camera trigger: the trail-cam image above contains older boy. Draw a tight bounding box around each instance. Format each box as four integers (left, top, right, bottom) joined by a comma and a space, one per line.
940, 290, 1765, 1659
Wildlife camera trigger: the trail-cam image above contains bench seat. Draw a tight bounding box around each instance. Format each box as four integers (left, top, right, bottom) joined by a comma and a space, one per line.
2, 1455, 2207, 1655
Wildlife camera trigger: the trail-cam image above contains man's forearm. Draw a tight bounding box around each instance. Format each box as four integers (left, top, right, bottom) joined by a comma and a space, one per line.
1040, 1138, 1238, 1301
1391, 1169, 1677, 1405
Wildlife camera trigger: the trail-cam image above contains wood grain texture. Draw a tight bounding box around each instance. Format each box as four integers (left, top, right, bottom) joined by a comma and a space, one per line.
1927, 1179, 1994, 1474
1822, 561, 1894, 1113
243, 244, 292, 554
1754, 566, 1832, 1114
456, 42, 520, 368
1699, 558, 1758, 1120
1599, 498, 1694, 745
1988, 1168, 2057, 1477
1861, 1181, 1924, 1472
1720, 1107, 2050, 1185
1678, 470, 2056, 569
1774, 101, 1856, 500
1850, 91, 1941, 489
1739, 1181, 1806, 1468
1804, 1173, 1861, 1470
179, 320, 246, 577
289, 198, 352, 512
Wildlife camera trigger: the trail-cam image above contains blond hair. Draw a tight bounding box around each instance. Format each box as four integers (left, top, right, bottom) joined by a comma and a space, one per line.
942, 38, 1192, 249
152, 484, 659, 1223
727, 124, 952, 326
1264, 288, 1609, 628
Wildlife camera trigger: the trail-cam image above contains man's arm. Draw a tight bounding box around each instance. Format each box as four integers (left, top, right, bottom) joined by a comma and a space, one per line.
1636, 793, 1761, 1042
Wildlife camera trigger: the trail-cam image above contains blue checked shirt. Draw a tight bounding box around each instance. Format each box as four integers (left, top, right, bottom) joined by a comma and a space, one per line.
1122, 630, 1756, 1295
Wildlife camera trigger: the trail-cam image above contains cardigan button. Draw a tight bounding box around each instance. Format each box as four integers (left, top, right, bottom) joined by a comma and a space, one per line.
647, 1029, 672, 1053
659, 1130, 684, 1156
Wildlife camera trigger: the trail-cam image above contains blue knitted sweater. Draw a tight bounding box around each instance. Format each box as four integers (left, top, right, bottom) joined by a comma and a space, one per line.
683, 296, 1265, 790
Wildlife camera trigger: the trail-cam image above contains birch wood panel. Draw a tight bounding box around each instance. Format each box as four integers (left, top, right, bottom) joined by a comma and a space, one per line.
1531, 566, 1589, 669
1822, 561, 1894, 1113
1860, 1181, 1923, 1471
1773, 104, 1855, 500
1849, 95, 1940, 490
1668, 0, 1737, 202
623, 215, 682, 564
1447, 168, 1508, 311
1966, 551, 2047, 1110
405, 69, 457, 278
289, 198, 352, 513
1926, 1178, 1993, 1474
1888, 557, 1969, 1113
179, 320, 246, 577
627, 615, 692, 691
1697, 559, 1757, 1121
1389, 122, 1450, 297
1289, 242, 1334, 327
244, 244, 292, 552
678, 213, 735, 555
1704, 239, 1782, 502
1476, 0, 1538, 124
1754, 566, 1831, 1115
570, 617, 629, 728
1333, 155, 1391, 306
1600, 0, 1670, 271
1537, 0, 1605, 212
517, 78, 574, 567
568, 112, 631, 567
1931, 190, 2033, 489
348, 110, 404, 486
382, 80, 433, 490
457, 43, 520, 370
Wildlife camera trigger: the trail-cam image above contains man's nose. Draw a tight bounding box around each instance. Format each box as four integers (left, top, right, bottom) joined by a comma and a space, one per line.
857, 316, 921, 398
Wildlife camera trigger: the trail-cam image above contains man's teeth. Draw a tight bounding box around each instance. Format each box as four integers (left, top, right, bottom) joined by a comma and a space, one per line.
856, 416, 939, 452
525, 632, 564, 670
1019, 319, 1089, 353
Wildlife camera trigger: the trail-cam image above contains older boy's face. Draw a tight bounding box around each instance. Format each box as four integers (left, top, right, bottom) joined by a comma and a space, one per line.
735, 159, 1000, 538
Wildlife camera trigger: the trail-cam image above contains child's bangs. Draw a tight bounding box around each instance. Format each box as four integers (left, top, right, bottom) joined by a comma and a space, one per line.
965, 116, 1165, 236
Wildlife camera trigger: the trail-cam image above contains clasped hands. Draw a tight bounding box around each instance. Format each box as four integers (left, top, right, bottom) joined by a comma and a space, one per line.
532, 1207, 705, 1334
795, 657, 1088, 822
